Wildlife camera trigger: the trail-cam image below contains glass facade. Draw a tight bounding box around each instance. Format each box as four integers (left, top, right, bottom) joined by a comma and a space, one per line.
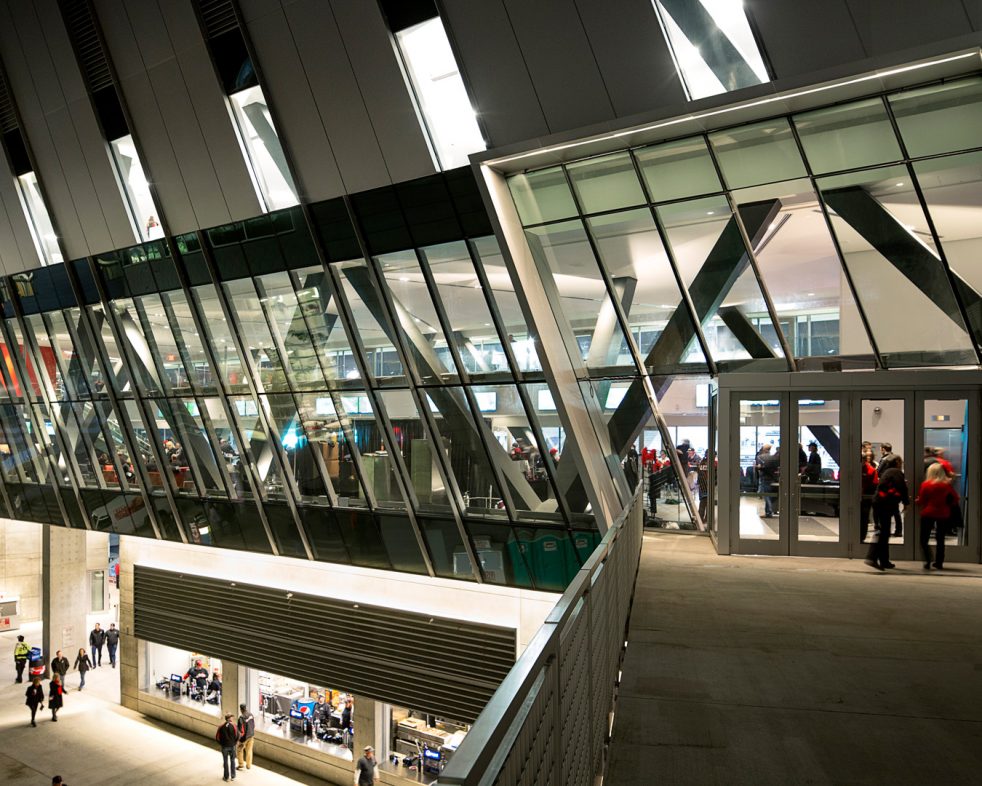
1, 172, 597, 591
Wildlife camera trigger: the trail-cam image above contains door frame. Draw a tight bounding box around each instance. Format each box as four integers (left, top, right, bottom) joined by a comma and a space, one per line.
717, 369, 982, 563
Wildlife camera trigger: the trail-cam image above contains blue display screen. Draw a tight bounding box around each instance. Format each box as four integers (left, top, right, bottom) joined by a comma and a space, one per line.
423, 748, 441, 761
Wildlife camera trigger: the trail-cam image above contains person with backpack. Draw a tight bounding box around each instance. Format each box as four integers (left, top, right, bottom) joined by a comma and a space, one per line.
215, 713, 240, 781
236, 703, 256, 771
13, 635, 30, 683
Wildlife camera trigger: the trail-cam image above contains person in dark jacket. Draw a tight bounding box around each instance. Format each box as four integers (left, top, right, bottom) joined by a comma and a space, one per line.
48, 674, 64, 721
341, 697, 353, 733
105, 623, 120, 668
803, 442, 822, 484
860, 447, 878, 543
25, 676, 44, 727
865, 455, 909, 571
917, 462, 960, 570
74, 648, 92, 690
215, 713, 240, 781
88, 623, 105, 668
236, 703, 256, 770
50, 650, 70, 693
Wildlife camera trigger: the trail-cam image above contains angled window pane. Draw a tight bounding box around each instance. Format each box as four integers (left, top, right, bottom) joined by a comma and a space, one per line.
335, 260, 405, 381
222, 278, 290, 391
265, 392, 331, 505
377, 389, 450, 515
109, 135, 162, 242
508, 167, 578, 226
339, 390, 408, 510
888, 77, 982, 158
255, 271, 328, 390
730, 179, 873, 359
817, 166, 976, 366
709, 119, 807, 189
419, 516, 474, 580
377, 251, 459, 384
295, 392, 369, 508
566, 153, 646, 214
424, 387, 507, 518
420, 241, 511, 376
17, 172, 62, 265
793, 98, 902, 175
464, 520, 535, 588
586, 209, 708, 371
190, 285, 248, 393
395, 16, 486, 170
229, 86, 299, 211
526, 220, 635, 372
656, 195, 786, 368
914, 151, 982, 342
472, 383, 562, 522
163, 292, 215, 394
653, 0, 768, 100
230, 395, 294, 503
634, 136, 723, 203
292, 266, 359, 385
470, 237, 542, 373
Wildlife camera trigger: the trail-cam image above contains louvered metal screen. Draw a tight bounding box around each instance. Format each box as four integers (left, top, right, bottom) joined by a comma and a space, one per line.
133, 566, 515, 722
197, 0, 239, 38
58, 0, 113, 92
0, 68, 17, 134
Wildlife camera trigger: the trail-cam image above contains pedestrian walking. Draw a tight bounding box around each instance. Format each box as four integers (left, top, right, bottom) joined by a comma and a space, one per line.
74, 648, 92, 690
50, 650, 70, 693
215, 712, 240, 781
236, 703, 256, 771
88, 623, 105, 667
917, 462, 960, 570
48, 674, 64, 721
105, 623, 120, 668
865, 455, 909, 571
14, 635, 30, 683
25, 676, 44, 727
354, 746, 380, 785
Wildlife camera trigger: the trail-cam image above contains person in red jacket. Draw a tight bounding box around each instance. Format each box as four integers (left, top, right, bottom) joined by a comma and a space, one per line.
860, 447, 878, 543
916, 462, 960, 570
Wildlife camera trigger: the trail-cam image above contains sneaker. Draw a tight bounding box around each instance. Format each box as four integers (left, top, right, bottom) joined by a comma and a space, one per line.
864, 559, 884, 571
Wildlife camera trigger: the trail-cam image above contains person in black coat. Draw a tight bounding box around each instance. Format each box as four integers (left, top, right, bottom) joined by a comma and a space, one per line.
865, 455, 909, 571
48, 674, 64, 721
74, 648, 92, 690
25, 677, 44, 727
105, 624, 120, 668
50, 650, 70, 694
89, 623, 105, 667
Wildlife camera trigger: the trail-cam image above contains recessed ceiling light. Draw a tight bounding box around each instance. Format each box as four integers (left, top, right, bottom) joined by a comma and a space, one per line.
706, 211, 715, 215
895, 182, 904, 187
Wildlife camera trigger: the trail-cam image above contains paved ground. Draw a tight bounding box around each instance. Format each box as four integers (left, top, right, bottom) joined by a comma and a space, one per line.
0, 625, 315, 786
606, 532, 982, 785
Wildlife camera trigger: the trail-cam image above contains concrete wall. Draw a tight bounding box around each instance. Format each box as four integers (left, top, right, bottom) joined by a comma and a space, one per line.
0, 518, 42, 622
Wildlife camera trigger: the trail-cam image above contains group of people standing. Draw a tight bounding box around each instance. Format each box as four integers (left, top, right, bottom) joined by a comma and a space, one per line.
17, 622, 121, 728
862, 441, 962, 571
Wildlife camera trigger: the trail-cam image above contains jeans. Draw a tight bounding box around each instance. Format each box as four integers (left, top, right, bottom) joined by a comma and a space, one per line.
107, 644, 117, 666
757, 479, 774, 516
222, 746, 237, 780
91, 645, 102, 666
920, 516, 949, 568
79, 670, 86, 689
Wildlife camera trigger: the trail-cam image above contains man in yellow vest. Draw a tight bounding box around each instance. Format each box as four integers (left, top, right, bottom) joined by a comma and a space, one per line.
13, 635, 30, 683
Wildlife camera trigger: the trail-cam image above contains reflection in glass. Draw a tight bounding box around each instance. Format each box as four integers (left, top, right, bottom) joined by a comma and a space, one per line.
797, 399, 841, 543
377, 389, 448, 513
634, 136, 722, 203
229, 86, 299, 211
817, 166, 976, 366
508, 167, 577, 226
338, 390, 407, 510
335, 260, 404, 380
922, 398, 968, 550
710, 119, 807, 189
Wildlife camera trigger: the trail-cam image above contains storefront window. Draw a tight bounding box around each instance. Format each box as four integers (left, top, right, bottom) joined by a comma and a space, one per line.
382, 704, 471, 782
247, 669, 353, 761
143, 643, 223, 717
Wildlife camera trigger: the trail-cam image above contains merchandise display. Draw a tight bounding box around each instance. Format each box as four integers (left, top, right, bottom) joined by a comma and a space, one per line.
384, 706, 470, 782
144, 643, 223, 716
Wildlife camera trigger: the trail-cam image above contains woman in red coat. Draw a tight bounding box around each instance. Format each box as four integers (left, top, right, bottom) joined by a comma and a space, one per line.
916, 462, 960, 570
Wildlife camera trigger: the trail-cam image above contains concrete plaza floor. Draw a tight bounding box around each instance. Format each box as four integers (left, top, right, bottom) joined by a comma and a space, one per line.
607, 532, 982, 785
0, 625, 316, 786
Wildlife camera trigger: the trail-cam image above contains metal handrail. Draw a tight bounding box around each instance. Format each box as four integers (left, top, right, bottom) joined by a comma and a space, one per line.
437, 489, 644, 785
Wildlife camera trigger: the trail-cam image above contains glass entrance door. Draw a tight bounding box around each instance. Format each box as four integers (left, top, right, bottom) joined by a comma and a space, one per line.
733, 396, 786, 554
791, 396, 846, 556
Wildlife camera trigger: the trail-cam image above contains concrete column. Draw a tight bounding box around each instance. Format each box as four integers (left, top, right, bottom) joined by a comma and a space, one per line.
42, 525, 88, 676
221, 662, 240, 718
118, 536, 138, 711
352, 694, 376, 758
0, 518, 42, 623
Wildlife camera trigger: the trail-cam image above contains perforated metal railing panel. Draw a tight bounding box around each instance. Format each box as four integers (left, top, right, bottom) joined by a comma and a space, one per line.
133, 565, 515, 722
438, 493, 644, 785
